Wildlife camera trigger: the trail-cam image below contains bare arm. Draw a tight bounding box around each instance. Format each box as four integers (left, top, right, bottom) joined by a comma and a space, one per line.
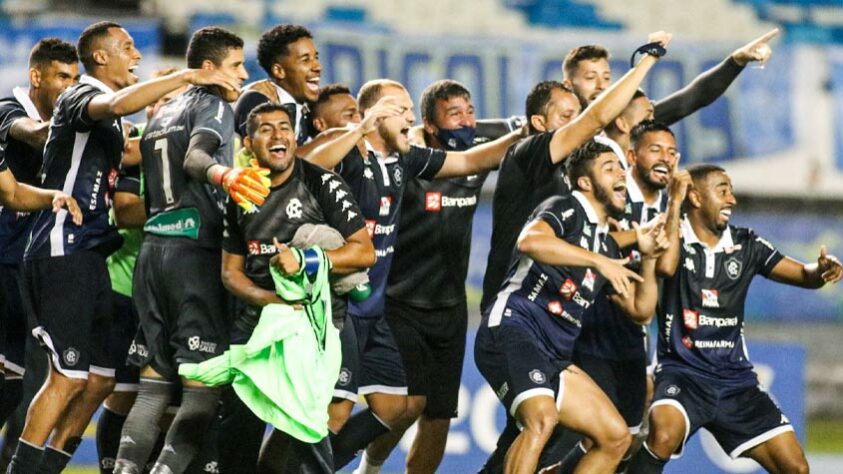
325, 227, 376, 275
768, 247, 843, 289
0, 169, 82, 224
221, 250, 282, 307
86, 69, 240, 122
610, 257, 659, 323
9, 118, 49, 150
655, 170, 691, 277
112, 191, 146, 229
434, 126, 526, 178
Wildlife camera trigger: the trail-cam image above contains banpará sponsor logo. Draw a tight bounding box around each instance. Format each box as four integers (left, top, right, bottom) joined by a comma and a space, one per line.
247, 240, 279, 256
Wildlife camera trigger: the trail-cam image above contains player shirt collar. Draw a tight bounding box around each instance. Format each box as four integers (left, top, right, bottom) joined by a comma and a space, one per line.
80, 74, 114, 94
625, 169, 664, 208
273, 83, 306, 134
363, 139, 399, 164
594, 134, 628, 169
681, 218, 734, 251
12, 87, 43, 121
572, 190, 609, 234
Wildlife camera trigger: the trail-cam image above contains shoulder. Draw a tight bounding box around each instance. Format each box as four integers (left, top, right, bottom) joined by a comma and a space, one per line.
59, 83, 99, 105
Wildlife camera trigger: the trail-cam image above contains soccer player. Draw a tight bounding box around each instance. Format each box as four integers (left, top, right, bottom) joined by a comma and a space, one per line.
354, 79, 489, 474
221, 102, 375, 472
7, 21, 237, 473
626, 164, 841, 474
476, 140, 666, 474
311, 83, 361, 133
480, 31, 672, 315
234, 24, 320, 144
0, 37, 79, 433
305, 78, 525, 469
111, 27, 260, 474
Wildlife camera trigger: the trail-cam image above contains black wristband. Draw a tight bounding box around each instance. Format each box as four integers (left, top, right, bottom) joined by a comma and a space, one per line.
630, 42, 667, 68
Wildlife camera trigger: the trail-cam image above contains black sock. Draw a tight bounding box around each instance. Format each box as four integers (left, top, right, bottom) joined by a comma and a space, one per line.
38, 445, 74, 474
626, 442, 667, 474
153, 386, 220, 474
556, 441, 587, 474
97, 407, 128, 474
329, 409, 389, 469
7, 439, 44, 474
0, 378, 22, 427
216, 387, 265, 473
115, 378, 173, 472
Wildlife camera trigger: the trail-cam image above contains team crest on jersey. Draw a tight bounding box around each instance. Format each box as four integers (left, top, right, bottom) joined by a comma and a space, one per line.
62, 348, 80, 367
582, 269, 596, 292
393, 166, 402, 186
683, 309, 699, 330
725, 257, 742, 280
425, 192, 442, 212
379, 196, 392, 216
286, 198, 303, 219
701, 289, 720, 308
547, 300, 563, 315
365, 219, 376, 238
559, 279, 578, 301
529, 369, 546, 385
665, 385, 681, 396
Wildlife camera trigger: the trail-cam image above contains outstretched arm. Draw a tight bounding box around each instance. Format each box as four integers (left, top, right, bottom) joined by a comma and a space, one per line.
769, 246, 843, 289
434, 125, 526, 178
9, 118, 50, 150
0, 169, 82, 224
654, 28, 779, 125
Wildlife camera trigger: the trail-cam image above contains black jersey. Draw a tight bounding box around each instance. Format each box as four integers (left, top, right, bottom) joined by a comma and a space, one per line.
336, 143, 446, 319
656, 221, 784, 388
25, 76, 124, 260
386, 169, 489, 308
483, 192, 620, 362
481, 132, 572, 312
0, 88, 44, 264
140, 86, 234, 248
575, 173, 669, 360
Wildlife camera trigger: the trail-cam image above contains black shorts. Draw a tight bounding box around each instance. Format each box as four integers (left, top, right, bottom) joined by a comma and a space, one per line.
129, 236, 229, 381
333, 313, 406, 401
21, 251, 114, 379
651, 368, 793, 459
0, 263, 29, 377
573, 351, 647, 433
110, 291, 140, 391
475, 320, 570, 418
385, 297, 467, 419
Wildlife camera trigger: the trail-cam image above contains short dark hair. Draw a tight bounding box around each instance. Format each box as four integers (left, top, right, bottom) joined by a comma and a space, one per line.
525, 80, 574, 134
314, 83, 352, 113
77, 21, 122, 72
29, 38, 78, 69
357, 79, 404, 113
563, 45, 610, 79
688, 164, 726, 186
630, 120, 674, 149
246, 102, 292, 137
420, 79, 471, 123
257, 24, 313, 75
186, 27, 243, 69
566, 140, 615, 190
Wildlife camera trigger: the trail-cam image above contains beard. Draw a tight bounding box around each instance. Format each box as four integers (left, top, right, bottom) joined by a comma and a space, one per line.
641, 168, 669, 191
594, 181, 625, 218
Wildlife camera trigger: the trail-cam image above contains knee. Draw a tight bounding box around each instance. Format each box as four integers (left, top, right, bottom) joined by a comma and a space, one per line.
398, 397, 426, 428
521, 410, 557, 442
596, 418, 631, 457
88, 376, 117, 399
779, 456, 809, 474
648, 425, 682, 459
371, 397, 408, 427
53, 373, 88, 398
328, 401, 353, 433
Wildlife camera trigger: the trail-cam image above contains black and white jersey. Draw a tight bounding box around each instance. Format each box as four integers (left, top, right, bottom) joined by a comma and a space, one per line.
336, 143, 446, 319
481, 132, 572, 312
483, 192, 620, 362
141, 86, 234, 248
25, 76, 124, 260
387, 168, 489, 308
223, 158, 365, 290
575, 172, 669, 360
233, 84, 308, 142
0, 88, 45, 264
656, 221, 784, 387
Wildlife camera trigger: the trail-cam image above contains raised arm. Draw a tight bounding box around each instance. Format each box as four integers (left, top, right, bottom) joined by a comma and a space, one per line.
656, 170, 692, 277
86, 69, 241, 122
654, 28, 779, 125
9, 118, 50, 150
549, 33, 671, 163
768, 246, 843, 289
610, 217, 668, 322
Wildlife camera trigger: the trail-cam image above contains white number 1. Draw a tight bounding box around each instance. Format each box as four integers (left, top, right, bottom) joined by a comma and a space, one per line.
154, 138, 175, 205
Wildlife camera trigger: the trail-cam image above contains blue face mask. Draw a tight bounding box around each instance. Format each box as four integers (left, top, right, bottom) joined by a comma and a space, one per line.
436, 126, 476, 151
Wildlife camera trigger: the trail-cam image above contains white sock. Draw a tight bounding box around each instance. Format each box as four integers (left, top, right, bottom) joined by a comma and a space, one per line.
353, 451, 384, 474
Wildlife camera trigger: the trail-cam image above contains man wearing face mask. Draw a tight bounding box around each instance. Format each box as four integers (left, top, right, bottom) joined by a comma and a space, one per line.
346, 80, 488, 474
